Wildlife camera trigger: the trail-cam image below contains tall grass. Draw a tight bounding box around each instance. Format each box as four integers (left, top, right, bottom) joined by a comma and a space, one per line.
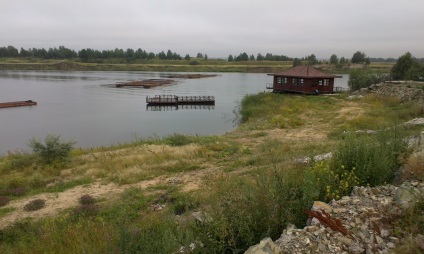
192, 167, 311, 253
331, 127, 407, 186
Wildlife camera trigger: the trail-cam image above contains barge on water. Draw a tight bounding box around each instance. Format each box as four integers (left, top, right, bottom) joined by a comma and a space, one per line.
146, 95, 215, 106
0, 100, 37, 109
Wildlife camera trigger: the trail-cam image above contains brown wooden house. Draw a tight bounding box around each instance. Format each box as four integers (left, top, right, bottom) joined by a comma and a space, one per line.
267, 66, 341, 94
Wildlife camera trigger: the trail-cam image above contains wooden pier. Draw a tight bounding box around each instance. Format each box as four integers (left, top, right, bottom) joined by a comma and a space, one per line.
0, 100, 37, 109
146, 95, 215, 105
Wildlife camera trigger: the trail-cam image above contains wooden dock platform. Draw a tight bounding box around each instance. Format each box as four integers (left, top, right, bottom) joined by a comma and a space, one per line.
146, 95, 215, 105
0, 100, 37, 109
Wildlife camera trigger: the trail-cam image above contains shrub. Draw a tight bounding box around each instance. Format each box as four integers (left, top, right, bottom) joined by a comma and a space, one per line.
348, 69, 389, 91
71, 204, 99, 218
79, 194, 96, 205
1, 187, 26, 197
24, 199, 45, 211
28, 134, 76, 165
0, 196, 10, 207
164, 133, 192, 147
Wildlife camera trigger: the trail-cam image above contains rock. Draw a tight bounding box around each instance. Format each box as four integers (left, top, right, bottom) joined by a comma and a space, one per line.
394, 182, 422, 209
244, 237, 282, 254
247, 181, 424, 254
167, 177, 183, 184
349, 243, 365, 254
414, 234, 424, 251
337, 236, 352, 246
311, 201, 332, 213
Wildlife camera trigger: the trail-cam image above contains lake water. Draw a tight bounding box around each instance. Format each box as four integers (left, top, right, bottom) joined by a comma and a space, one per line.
0, 71, 348, 155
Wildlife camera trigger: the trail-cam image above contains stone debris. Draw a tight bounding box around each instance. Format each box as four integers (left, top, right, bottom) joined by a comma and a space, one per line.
245, 181, 424, 254
351, 81, 424, 104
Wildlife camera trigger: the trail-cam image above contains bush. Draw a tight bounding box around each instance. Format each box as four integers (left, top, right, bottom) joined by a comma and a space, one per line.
0, 196, 10, 207
71, 204, 99, 218
164, 133, 192, 147
28, 134, 76, 165
79, 194, 96, 205
24, 199, 45, 211
348, 69, 389, 91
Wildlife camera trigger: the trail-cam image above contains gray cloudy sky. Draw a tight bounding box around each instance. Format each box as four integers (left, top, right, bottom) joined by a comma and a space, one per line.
1, 0, 423, 59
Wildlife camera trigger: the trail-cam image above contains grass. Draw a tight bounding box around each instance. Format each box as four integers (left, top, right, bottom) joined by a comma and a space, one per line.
0, 91, 423, 253
0, 58, 394, 73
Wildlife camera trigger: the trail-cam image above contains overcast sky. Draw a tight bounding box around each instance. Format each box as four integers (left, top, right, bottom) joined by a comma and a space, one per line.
1, 0, 423, 59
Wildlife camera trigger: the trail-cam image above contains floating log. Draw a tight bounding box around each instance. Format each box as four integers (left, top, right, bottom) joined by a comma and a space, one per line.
0, 100, 37, 109
163, 74, 218, 79
146, 95, 215, 105
116, 79, 175, 88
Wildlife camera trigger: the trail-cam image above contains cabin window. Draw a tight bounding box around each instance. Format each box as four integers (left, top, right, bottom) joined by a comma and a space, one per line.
324, 79, 330, 86
300, 79, 304, 86
311, 80, 317, 87
282, 77, 287, 85
318, 80, 323, 86
277, 77, 282, 84
292, 78, 297, 86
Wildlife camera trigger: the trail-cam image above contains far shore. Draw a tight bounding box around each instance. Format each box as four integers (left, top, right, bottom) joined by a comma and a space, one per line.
0, 58, 393, 74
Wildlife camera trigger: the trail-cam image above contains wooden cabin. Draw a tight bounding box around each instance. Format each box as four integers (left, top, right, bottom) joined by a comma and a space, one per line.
267, 66, 341, 94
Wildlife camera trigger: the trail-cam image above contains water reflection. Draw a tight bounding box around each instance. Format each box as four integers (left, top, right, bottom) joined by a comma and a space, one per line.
146, 104, 215, 111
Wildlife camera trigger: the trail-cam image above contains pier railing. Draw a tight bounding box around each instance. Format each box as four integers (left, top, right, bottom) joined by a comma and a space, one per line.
146, 95, 215, 105
146, 95, 178, 104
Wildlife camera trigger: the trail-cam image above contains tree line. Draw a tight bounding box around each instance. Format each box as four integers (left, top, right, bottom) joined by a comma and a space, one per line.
348, 51, 424, 91
0, 45, 209, 63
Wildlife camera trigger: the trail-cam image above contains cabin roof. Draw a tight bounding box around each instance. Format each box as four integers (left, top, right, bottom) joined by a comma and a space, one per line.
268, 66, 339, 79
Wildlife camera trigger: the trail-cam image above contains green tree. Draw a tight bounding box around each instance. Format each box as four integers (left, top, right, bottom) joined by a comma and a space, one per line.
391, 52, 414, 80
249, 54, 255, 61
228, 54, 234, 62
339, 57, 348, 65
184, 54, 190, 61
351, 51, 367, 64
293, 58, 302, 67
256, 53, 264, 61
196, 53, 203, 58
307, 54, 318, 65
78, 49, 89, 62
204, 54, 208, 60
330, 54, 338, 65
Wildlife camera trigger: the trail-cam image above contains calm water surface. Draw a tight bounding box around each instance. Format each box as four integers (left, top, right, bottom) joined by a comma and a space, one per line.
0, 71, 348, 155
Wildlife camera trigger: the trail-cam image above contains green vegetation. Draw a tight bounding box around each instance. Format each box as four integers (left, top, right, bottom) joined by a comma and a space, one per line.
391, 52, 424, 81
28, 135, 76, 166
348, 69, 389, 90
0, 92, 423, 253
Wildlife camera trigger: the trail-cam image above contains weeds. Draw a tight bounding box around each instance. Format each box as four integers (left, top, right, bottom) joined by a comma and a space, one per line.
304, 161, 359, 201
